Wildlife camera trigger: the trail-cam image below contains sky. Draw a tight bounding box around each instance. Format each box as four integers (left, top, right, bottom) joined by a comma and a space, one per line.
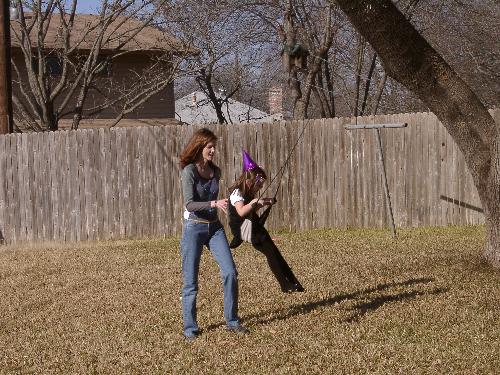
75, 1, 102, 14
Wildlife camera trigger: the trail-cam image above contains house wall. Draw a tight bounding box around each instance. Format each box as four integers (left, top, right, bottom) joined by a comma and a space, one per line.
11, 50, 175, 123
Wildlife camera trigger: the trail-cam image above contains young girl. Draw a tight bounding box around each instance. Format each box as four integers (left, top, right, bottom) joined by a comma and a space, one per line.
228, 150, 304, 293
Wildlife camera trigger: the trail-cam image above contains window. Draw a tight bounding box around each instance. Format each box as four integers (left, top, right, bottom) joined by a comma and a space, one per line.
31, 55, 63, 76
46, 56, 63, 75
95, 57, 112, 77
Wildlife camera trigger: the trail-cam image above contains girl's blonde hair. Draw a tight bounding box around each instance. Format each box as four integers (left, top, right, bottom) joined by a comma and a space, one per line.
228, 167, 267, 200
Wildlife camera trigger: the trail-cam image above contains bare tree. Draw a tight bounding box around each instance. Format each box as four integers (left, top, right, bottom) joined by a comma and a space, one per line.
164, 0, 275, 124
334, 0, 499, 266
410, 0, 500, 108
170, 0, 498, 122
277, 0, 339, 119
294, 0, 499, 119
251, 0, 392, 120
10, 0, 187, 131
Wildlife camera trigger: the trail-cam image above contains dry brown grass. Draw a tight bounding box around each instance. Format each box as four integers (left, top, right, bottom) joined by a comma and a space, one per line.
0, 226, 498, 374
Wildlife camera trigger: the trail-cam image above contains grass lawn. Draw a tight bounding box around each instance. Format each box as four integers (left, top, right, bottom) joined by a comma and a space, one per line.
0, 226, 499, 374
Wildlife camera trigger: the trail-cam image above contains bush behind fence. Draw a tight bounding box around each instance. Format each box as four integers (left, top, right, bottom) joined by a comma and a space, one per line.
0, 110, 496, 245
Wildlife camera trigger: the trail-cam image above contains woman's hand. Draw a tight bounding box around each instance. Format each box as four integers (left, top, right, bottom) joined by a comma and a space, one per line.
212, 199, 228, 214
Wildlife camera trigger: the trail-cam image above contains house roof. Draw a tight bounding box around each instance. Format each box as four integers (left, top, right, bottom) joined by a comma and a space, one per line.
175, 91, 282, 125
57, 118, 182, 130
10, 13, 188, 53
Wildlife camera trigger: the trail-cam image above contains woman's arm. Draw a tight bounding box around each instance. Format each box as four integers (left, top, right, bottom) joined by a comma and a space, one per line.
181, 165, 227, 213
181, 166, 210, 211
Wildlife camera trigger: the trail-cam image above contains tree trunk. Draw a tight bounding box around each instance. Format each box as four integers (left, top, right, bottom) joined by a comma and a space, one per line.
294, 58, 324, 120
334, 0, 499, 266
196, 69, 227, 124
72, 88, 88, 130
282, 1, 304, 120
323, 58, 335, 117
45, 101, 58, 131
484, 135, 500, 266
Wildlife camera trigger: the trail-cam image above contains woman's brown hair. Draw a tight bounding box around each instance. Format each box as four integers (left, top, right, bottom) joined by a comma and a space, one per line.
179, 128, 218, 169
228, 167, 267, 200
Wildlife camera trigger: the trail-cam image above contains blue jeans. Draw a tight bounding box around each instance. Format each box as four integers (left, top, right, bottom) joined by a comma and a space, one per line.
180, 220, 240, 337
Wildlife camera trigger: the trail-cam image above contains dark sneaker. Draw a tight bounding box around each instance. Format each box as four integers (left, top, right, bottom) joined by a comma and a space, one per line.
226, 325, 249, 335
184, 331, 200, 342
281, 283, 305, 293
185, 335, 197, 343
229, 237, 243, 249
292, 283, 305, 292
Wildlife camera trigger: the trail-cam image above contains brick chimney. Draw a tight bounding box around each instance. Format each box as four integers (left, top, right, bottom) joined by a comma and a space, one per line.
268, 86, 283, 116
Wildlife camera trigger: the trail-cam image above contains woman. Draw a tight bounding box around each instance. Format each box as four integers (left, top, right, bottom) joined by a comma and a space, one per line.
228, 150, 304, 293
179, 128, 248, 341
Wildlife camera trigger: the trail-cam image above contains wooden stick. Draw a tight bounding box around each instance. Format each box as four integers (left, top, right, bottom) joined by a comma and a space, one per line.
344, 123, 407, 130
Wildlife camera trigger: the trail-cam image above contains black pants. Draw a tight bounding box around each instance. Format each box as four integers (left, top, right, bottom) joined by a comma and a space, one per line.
251, 223, 304, 292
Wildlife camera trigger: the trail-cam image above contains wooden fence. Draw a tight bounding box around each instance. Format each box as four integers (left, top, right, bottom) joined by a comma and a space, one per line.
0, 110, 496, 245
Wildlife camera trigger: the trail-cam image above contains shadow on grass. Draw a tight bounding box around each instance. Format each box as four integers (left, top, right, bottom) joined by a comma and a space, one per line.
205, 277, 447, 331
342, 287, 447, 323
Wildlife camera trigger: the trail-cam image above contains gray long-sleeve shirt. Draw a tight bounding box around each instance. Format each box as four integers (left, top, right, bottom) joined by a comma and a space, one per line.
181, 163, 221, 221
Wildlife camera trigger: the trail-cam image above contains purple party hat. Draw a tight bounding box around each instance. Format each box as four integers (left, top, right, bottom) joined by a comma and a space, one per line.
242, 150, 258, 172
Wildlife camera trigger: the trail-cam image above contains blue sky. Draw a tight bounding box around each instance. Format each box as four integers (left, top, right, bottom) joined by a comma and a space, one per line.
75, 1, 102, 14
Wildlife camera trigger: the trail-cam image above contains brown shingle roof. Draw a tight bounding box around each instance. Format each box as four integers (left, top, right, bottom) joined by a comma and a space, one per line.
10, 13, 187, 53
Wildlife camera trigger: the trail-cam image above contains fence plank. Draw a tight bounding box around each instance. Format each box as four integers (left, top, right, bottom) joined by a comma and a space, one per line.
117, 129, 128, 237
428, 114, 439, 226
278, 123, 289, 230
54, 132, 64, 241
68, 131, 79, 242
367, 116, 378, 227
0, 136, 6, 242
48, 132, 59, 241
109, 129, 119, 238
335, 119, 346, 228
5, 136, 15, 242
83, 130, 93, 240
18, 134, 29, 241
154, 127, 166, 237
12, 134, 22, 242
165, 126, 175, 235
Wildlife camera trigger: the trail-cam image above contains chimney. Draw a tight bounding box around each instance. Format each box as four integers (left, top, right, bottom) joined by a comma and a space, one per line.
268, 86, 283, 116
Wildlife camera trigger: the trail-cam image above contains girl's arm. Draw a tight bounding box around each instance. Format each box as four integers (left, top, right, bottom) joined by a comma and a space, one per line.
234, 198, 273, 218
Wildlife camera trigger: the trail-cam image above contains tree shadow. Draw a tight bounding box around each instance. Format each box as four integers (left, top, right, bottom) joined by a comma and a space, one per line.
341, 287, 447, 323
439, 194, 483, 213
205, 277, 446, 331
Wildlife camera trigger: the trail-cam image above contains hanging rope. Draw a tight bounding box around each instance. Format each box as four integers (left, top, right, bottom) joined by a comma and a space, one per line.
257, 117, 312, 225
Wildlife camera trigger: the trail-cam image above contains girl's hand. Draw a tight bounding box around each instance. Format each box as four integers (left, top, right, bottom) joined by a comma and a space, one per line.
250, 198, 260, 209
250, 198, 275, 210
260, 197, 277, 206
249, 198, 266, 210
212, 199, 228, 214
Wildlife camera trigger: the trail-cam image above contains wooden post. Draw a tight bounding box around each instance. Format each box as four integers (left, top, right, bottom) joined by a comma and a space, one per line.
345, 123, 407, 238
0, 0, 13, 134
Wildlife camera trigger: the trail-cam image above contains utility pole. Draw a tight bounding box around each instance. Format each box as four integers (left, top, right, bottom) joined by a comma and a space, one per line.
0, 0, 13, 134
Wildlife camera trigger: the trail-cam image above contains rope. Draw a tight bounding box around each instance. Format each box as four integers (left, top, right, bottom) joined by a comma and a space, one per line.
259, 117, 312, 200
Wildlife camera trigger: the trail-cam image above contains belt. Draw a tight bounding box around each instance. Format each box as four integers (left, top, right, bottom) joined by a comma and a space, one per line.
186, 218, 219, 224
